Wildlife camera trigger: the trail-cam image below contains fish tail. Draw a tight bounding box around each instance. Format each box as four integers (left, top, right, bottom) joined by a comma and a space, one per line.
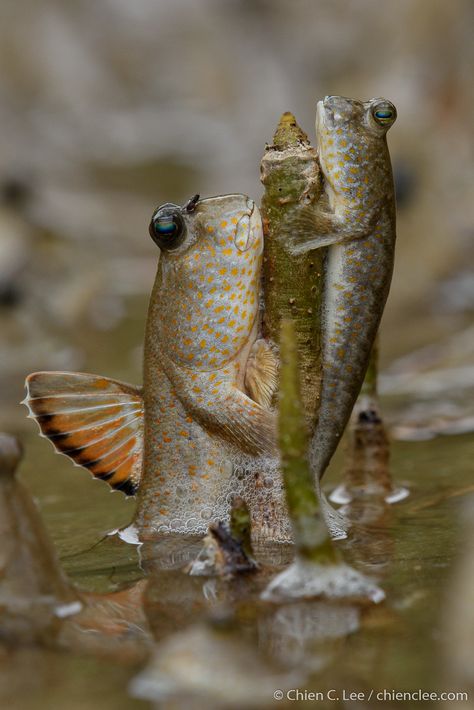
23, 371, 144, 496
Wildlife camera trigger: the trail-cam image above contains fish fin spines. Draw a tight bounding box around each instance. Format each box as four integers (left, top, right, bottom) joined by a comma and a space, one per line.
244, 338, 279, 409
23, 372, 144, 496
198, 392, 277, 457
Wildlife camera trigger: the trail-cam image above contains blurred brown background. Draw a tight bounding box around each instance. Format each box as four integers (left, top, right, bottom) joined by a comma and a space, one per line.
1, 0, 473, 434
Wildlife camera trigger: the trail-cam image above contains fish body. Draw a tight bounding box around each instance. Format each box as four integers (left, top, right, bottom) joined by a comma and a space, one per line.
24, 195, 278, 537
289, 96, 397, 487
313, 96, 397, 482
138, 195, 276, 534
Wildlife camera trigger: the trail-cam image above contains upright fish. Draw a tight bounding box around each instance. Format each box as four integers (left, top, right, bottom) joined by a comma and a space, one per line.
286, 96, 397, 528
24, 194, 278, 536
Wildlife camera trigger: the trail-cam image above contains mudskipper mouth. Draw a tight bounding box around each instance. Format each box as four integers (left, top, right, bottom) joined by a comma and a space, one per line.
315, 99, 326, 133
319, 96, 342, 127
320, 95, 364, 127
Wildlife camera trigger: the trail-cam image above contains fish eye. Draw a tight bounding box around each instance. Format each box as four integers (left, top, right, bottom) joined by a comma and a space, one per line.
149, 205, 186, 251
371, 102, 397, 126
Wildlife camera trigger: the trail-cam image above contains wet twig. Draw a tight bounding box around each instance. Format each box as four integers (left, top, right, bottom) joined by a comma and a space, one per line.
261, 321, 385, 604
260, 112, 325, 424
188, 497, 258, 577
277, 319, 338, 564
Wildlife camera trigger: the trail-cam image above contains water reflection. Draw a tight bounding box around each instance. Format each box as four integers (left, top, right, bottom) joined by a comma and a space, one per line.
2, 430, 474, 708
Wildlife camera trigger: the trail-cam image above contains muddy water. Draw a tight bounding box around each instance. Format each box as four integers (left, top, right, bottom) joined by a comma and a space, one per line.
2, 224, 473, 707
1, 418, 472, 709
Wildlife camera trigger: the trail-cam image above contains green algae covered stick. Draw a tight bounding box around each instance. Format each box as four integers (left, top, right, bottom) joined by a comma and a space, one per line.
262, 320, 385, 603
260, 113, 326, 427
278, 319, 337, 563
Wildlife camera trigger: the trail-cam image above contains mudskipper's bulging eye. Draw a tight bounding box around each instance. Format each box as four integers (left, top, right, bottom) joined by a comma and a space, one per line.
372, 102, 397, 126
375, 109, 393, 121
149, 205, 186, 251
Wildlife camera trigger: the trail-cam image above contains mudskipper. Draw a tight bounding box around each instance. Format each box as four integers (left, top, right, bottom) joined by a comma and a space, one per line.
24, 194, 278, 536
286, 96, 397, 534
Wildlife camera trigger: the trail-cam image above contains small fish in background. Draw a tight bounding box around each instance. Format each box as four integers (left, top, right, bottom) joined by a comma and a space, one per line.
284, 96, 397, 535
24, 194, 278, 537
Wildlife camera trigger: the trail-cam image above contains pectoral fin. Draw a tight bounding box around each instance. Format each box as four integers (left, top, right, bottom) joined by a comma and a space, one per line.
158, 352, 277, 457
244, 339, 279, 409
207, 388, 277, 456
24, 372, 144, 495
282, 206, 374, 255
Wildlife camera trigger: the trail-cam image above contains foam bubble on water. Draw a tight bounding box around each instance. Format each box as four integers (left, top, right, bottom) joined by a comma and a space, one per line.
261, 558, 385, 604
139, 450, 294, 542
385, 486, 410, 504
329, 484, 352, 505
150, 448, 351, 546
330, 483, 410, 506
228, 452, 293, 543
117, 524, 141, 546
140, 446, 352, 547
54, 601, 83, 618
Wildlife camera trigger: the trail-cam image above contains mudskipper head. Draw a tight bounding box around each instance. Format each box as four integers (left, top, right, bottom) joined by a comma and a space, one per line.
315, 95, 397, 199
148, 194, 263, 370
149, 194, 260, 259
316, 95, 397, 138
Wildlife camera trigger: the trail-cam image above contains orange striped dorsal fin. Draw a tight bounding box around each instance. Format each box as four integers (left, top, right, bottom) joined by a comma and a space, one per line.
23, 372, 144, 496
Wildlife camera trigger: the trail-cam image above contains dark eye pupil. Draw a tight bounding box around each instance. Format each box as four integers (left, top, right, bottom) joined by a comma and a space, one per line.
149, 206, 186, 251
375, 110, 392, 118
154, 219, 178, 237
